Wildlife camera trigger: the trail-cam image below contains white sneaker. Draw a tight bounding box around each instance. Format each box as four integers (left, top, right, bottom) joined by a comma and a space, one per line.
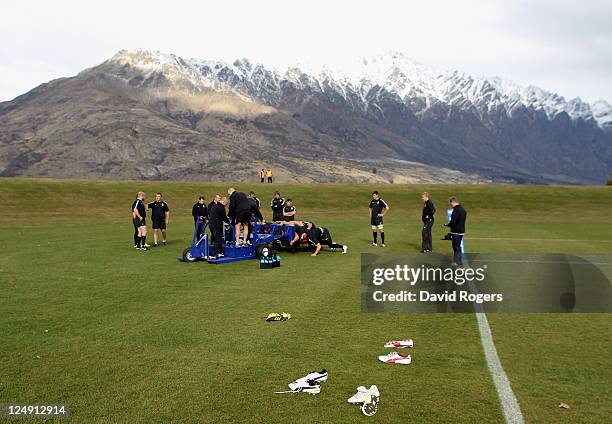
361, 386, 380, 416
371, 242, 377, 247
381, 243, 386, 247
384, 339, 414, 349
286, 380, 321, 395
290, 369, 328, 387
342, 245, 348, 254
347, 386, 369, 404
378, 351, 411, 365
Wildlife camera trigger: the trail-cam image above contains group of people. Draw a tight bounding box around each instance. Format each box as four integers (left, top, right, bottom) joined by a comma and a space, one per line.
190, 189, 344, 257
131, 192, 170, 250
131, 188, 467, 265
368, 190, 466, 265
259, 168, 273, 183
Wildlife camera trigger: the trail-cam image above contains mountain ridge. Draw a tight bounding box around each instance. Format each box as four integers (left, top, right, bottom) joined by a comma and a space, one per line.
0, 48, 610, 184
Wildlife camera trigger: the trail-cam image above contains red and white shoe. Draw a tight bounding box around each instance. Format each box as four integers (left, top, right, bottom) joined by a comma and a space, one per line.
384, 339, 414, 349
378, 351, 412, 365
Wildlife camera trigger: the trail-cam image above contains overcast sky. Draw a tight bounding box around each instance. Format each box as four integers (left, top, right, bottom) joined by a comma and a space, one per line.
1, 0, 610, 103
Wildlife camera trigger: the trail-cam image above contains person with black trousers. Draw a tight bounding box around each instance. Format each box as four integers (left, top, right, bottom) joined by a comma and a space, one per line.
208, 195, 229, 257
444, 197, 467, 265
270, 191, 285, 222
192, 196, 208, 239
421, 192, 436, 253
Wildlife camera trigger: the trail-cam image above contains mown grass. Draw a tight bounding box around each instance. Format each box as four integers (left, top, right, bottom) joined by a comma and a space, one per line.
0, 178, 610, 423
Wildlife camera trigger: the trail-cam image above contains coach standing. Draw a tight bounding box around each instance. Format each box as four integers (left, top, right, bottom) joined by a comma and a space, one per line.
270, 191, 285, 222
444, 197, 467, 265
132, 192, 148, 251
208, 194, 228, 257
192, 196, 208, 238
421, 192, 436, 253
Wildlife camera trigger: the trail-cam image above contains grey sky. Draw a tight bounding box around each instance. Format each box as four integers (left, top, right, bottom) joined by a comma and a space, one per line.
0, 0, 610, 103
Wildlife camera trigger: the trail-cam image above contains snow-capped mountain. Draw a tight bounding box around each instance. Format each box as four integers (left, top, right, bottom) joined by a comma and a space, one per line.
107, 49, 611, 130
1, 49, 610, 184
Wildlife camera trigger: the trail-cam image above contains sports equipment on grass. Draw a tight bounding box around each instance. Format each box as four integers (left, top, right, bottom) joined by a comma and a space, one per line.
378, 352, 412, 365
384, 339, 414, 349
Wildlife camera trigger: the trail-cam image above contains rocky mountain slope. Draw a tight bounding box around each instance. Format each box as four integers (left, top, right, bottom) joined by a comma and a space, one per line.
1, 49, 610, 184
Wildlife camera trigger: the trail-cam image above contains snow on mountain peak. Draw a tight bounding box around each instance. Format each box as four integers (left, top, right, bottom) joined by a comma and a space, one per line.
107, 49, 611, 129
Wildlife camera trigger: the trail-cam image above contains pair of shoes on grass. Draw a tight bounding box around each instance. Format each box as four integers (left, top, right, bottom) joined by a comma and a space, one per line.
348, 385, 380, 416
276, 370, 328, 395
378, 339, 413, 365
371, 243, 386, 247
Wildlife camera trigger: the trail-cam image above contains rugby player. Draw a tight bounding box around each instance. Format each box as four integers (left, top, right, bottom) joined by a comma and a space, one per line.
228, 188, 252, 246
131, 192, 148, 251
283, 199, 296, 222
248, 191, 264, 222
270, 191, 285, 222
148, 193, 170, 247
192, 196, 208, 239
369, 191, 389, 247
208, 195, 229, 258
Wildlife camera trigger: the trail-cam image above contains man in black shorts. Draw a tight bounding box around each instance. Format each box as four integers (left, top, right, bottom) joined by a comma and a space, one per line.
369, 191, 389, 247
305, 222, 348, 256
283, 199, 296, 221
270, 191, 285, 222
148, 193, 170, 247
228, 187, 252, 246
131, 191, 148, 251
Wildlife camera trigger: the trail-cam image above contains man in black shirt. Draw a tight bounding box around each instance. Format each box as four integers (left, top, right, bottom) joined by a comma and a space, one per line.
369, 191, 389, 247
248, 191, 264, 222
192, 196, 208, 239
444, 196, 467, 265
208, 195, 229, 257
131, 191, 148, 251
228, 187, 252, 246
148, 192, 170, 247
283, 199, 296, 222
421, 192, 436, 253
270, 191, 285, 222
305, 222, 348, 256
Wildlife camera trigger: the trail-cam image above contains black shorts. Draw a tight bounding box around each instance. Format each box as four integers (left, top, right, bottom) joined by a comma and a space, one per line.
152, 219, 166, 229
133, 217, 146, 228
235, 210, 252, 225
371, 216, 383, 227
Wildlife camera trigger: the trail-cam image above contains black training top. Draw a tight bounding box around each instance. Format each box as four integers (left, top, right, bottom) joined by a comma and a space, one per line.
229, 191, 250, 218
422, 199, 436, 222
148, 201, 169, 220
132, 199, 146, 218
448, 204, 467, 234
192, 203, 208, 219
270, 197, 285, 213
283, 205, 296, 221
369, 199, 388, 217
209, 202, 229, 225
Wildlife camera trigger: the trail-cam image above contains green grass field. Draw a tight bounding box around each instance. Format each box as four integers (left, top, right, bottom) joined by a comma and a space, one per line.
1, 178, 611, 423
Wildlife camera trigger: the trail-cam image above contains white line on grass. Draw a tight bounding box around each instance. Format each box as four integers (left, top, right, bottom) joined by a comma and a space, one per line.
465, 255, 525, 424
